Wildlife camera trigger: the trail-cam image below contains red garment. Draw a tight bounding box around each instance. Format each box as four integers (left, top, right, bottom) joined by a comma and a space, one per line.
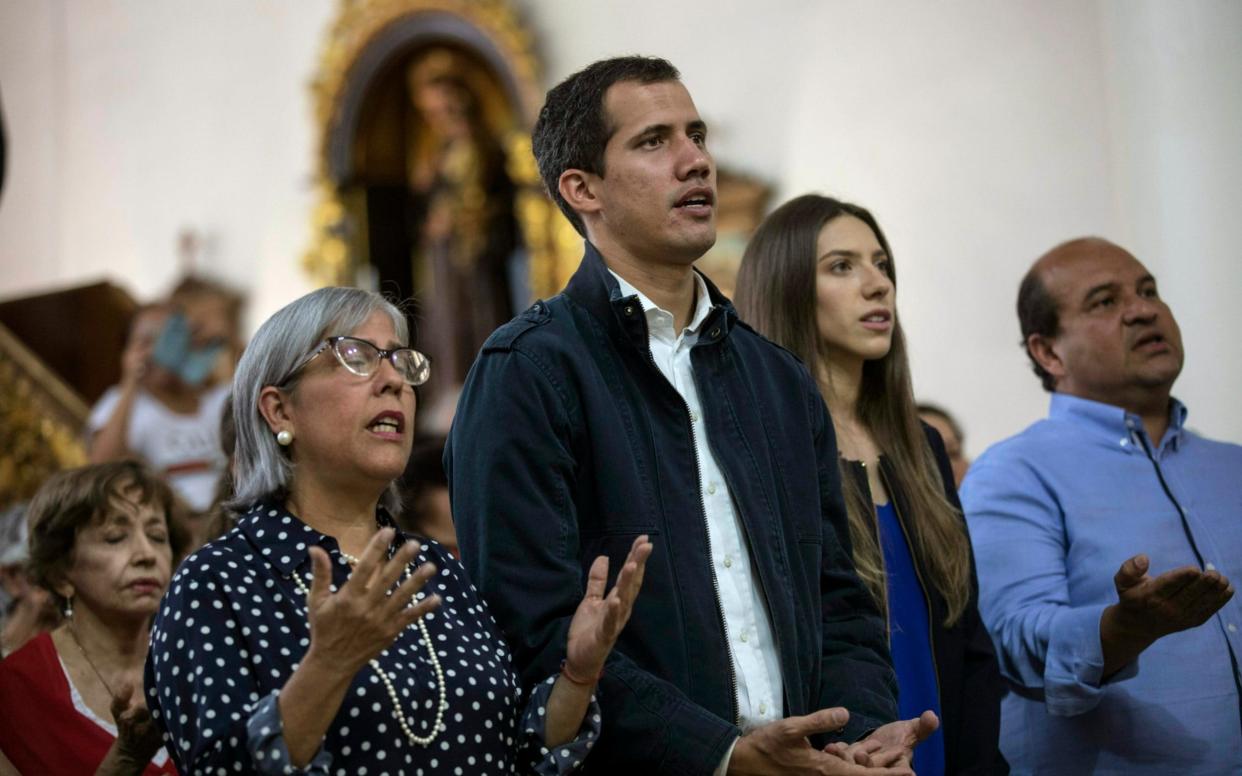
0, 632, 176, 775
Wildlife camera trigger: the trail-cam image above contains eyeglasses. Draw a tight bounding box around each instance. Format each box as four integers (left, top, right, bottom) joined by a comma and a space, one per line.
282, 336, 432, 387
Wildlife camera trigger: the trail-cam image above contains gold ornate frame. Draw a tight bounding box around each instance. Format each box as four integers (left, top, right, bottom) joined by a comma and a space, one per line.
0, 323, 88, 509
303, 0, 580, 298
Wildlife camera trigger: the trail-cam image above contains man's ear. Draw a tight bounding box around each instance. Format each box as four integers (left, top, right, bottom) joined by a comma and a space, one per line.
1027, 334, 1066, 383
558, 168, 603, 222
258, 386, 294, 436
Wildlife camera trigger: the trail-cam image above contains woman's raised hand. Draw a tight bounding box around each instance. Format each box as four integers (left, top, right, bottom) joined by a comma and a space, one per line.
303, 527, 442, 677
564, 535, 654, 683
96, 681, 163, 776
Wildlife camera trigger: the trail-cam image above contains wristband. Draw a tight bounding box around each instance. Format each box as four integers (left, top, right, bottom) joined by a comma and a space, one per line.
559, 658, 603, 686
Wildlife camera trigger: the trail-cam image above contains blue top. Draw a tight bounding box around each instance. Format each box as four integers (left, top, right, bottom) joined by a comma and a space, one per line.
145, 501, 599, 775
875, 501, 945, 776
962, 394, 1242, 774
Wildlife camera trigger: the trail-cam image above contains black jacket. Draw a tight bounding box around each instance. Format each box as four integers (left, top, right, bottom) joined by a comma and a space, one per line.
844, 425, 1008, 775
447, 243, 897, 774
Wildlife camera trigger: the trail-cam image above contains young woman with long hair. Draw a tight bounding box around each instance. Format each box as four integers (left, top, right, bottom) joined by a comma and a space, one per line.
736, 195, 1006, 775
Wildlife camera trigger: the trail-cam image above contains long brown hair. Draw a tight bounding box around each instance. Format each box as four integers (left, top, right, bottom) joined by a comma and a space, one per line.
735, 194, 972, 626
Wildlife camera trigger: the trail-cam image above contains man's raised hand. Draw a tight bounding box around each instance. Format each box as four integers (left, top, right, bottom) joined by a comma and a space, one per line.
564, 534, 654, 682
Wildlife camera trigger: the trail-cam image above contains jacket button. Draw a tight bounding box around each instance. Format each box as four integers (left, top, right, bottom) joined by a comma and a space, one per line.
710, 328, 720, 338
625, 305, 635, 316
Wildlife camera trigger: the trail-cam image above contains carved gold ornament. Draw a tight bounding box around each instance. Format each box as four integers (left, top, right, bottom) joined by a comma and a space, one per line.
303, 0, 579, 298
0, 324, 88, 510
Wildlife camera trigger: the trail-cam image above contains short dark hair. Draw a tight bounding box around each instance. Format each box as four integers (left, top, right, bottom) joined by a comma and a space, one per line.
531, 56, 681, 236
1017, 264, 1061, 392
26, 461, 184, 606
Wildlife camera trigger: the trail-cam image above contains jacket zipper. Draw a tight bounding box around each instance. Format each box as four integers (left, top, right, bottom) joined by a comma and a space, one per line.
873, 461, 942, 701
643, 345, 741, 724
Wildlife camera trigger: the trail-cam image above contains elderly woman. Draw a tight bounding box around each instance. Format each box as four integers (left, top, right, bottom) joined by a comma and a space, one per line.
0, 461, 183, 775
145, 287, 651, 774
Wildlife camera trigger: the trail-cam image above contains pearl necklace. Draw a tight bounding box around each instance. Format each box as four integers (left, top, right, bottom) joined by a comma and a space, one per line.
290, 549, 447, 747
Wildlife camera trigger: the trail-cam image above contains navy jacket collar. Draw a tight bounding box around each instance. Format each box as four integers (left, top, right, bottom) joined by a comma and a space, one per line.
563, 241, 738, 351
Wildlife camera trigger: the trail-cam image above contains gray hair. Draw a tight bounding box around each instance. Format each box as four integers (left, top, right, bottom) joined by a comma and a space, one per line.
229, 287, 409, 513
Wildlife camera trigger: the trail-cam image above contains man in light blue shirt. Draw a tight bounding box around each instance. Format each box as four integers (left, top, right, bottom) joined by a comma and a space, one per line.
962, 237, 1241, 774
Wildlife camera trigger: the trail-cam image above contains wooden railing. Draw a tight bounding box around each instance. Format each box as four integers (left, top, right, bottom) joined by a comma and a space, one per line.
0, 322, 89, 509
0, 281, 136, 509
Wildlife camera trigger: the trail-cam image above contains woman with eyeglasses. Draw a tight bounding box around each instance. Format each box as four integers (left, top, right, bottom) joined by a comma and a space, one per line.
145, 287, 652, 774
735, 196, 1006, 775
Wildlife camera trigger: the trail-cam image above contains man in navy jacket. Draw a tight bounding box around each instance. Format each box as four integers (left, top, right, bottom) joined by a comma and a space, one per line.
447, 56, 932, 774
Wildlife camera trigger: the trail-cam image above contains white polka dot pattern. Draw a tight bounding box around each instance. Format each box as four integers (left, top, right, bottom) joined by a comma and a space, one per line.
144, 502, 600, 774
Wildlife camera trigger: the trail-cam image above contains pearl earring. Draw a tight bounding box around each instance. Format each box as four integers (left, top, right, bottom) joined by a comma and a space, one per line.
276, 429, 293, 446
64, 595, 74, 619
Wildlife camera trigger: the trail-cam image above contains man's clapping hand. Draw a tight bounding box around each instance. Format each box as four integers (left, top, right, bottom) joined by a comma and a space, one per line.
727, 708, 919, 775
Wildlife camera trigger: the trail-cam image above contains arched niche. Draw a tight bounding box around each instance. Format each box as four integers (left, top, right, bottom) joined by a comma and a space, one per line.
303, 0, 578, 309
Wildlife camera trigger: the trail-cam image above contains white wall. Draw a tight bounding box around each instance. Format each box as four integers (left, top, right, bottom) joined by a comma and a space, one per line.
0, 0, 65, 289
776, 0, 1118, 451
1, 0, 1238, 448
1099, 0, 1242, 442
0, 0, 334, 333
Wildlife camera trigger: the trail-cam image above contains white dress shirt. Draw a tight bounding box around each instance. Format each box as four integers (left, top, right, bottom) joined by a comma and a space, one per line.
610, 270, 783, 771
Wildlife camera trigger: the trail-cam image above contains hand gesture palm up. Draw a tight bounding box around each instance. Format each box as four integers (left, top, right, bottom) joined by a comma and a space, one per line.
564, 535, 654, 681
303, 528, 442, 674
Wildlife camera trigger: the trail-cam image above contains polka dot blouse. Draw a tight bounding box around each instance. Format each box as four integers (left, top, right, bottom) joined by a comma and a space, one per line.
145, 502, 599, 774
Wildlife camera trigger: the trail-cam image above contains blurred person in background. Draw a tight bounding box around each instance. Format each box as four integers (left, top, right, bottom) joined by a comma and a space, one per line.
917, 404, 971, 488
87, 288, 233, 540
0, 460, 185, 775
397, 434, 457, 557
736, 194, 1007, 775
0, 503, 59, 657
201, 392, 238, 545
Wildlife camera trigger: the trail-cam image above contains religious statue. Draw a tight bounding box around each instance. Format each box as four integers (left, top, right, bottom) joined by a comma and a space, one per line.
405, 50, 518, 399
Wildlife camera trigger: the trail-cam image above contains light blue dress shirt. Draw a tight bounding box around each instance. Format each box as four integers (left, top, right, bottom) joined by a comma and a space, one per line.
962, 393, 1242, 775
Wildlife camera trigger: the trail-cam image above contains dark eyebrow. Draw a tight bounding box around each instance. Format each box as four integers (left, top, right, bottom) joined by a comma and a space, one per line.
818, 249, 888, 263
1136, 274, 1156, 287
819, 249, 858, 262
346, 335, 405, 351
629, 120, 709, 146
1082, 282, 1119, 304
629, 123, 672, 145
98, 511, 132, 529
